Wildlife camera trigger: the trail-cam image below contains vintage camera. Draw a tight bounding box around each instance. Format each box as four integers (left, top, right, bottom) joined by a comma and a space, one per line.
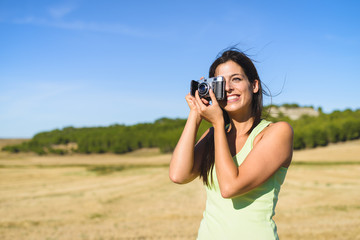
190, 76, 225, 100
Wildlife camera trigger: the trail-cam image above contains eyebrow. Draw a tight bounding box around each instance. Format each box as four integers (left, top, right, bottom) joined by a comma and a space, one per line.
229, 73, 245, 78
216, 73, 245, 78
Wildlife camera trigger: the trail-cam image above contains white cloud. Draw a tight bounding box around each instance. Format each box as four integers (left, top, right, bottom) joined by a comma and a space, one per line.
12, 16, 157, 38
48, 5, 77, 19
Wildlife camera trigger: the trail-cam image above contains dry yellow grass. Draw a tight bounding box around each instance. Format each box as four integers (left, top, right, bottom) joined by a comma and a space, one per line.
1, 139, 360, 239
292, 139, 360, 162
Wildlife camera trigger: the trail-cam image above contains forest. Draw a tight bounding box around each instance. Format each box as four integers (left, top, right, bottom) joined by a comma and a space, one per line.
2, 105, 360, 155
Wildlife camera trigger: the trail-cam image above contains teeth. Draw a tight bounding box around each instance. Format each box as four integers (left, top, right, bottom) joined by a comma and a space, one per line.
227, 95, 239, 100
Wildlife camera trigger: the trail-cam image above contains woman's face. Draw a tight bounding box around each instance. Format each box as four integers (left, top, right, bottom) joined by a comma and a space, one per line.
215, 60, 259, 114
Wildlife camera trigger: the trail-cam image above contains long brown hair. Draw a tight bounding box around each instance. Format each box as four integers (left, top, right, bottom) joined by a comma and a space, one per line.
199, 48, 267, 187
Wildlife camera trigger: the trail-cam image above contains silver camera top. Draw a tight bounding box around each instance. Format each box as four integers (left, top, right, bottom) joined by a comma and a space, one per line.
191, 76, 225, 100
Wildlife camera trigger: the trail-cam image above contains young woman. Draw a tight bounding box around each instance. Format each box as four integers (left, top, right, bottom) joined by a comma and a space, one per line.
169, 49, 293, 239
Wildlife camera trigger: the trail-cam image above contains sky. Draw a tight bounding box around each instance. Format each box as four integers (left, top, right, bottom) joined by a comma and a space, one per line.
0, 0, 359, 138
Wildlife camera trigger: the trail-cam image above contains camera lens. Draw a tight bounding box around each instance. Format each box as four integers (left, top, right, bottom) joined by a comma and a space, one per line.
198, 83, 209, 96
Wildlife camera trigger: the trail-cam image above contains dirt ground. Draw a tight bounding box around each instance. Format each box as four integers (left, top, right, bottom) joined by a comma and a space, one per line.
0, 140, 360, 239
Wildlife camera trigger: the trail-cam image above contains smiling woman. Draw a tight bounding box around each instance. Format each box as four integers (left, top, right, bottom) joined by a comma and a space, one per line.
169, 48, 293, 239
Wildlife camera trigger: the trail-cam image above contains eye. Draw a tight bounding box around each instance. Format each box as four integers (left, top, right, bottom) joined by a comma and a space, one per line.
232, 77, 242, 82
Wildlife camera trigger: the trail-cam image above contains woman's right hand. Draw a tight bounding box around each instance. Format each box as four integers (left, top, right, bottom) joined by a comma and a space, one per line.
185, 93, 198, 111
170, 92, 208, 184
186, 77, 206, 124
185, 93, 202, 125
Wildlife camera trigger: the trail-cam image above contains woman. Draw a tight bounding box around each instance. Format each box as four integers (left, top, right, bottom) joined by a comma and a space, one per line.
169, 49, 293, 239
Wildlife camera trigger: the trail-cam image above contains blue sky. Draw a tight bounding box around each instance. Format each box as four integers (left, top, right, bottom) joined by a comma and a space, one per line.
1, 0, 359, 138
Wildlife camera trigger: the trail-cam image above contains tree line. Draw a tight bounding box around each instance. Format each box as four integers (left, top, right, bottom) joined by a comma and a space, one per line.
2, 106, 360, 155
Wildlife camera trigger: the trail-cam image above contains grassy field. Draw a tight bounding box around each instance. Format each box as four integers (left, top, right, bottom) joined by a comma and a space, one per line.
1, 139, 360, 239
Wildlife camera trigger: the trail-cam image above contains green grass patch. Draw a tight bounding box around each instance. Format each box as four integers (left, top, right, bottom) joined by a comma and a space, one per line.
0, 164, 91, 169
86, 164, 169, 175
88, 213, 106, 220
292, 161, 360, 166
0, 163, 169, 176
86, 165, 126, 175
318, 205, 360, 212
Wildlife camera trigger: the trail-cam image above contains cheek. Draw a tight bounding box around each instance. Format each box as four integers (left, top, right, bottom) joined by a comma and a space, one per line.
240, 84, 254, 101
238, 82, 252, 94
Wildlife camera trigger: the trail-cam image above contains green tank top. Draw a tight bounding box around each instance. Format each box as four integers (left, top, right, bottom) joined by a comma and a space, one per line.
197, 120, 287, 240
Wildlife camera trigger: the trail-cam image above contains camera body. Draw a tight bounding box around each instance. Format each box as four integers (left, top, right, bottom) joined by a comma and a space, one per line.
191, 76, 225, 100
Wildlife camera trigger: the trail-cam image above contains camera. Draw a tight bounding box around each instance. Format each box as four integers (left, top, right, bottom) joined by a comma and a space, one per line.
190, 76, 225, 100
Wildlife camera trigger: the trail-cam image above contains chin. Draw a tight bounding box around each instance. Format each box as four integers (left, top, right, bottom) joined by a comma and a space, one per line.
224, 101, 251, 113
224, 106, 241, 113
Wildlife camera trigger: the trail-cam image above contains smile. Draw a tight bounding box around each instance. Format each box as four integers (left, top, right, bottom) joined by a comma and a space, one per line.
227, 95, 240, 103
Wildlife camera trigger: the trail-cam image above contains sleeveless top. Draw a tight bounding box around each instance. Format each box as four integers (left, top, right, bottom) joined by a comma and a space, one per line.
197, 120, 288, 240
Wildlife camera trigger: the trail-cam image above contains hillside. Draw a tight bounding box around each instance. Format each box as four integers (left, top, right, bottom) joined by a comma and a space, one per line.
2, 105, 360, 155
268, 105, 319, 120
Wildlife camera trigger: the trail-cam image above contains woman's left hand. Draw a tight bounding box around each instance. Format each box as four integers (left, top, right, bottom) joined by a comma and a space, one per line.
194, 89, 224, 127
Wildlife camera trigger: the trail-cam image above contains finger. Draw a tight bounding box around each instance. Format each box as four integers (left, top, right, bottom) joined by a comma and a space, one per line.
194, 90, 202, 105
186, 92, 196, 102
201, 98, 209, 105
185, 95, 194, 106
185, 92, 193, 100
208, 89, 218, 105
194, 90, 205, 110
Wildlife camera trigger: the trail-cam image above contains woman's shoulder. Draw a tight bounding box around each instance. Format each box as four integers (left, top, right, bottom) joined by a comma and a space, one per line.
268, 121, 293, 131
253, 121, 292, 146
264, 121, 294, 140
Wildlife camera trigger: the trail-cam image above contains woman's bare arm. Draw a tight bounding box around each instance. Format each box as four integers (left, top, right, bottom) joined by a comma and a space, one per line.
214, 121, 293, 198
193, 89, 293, 198
169, 94, 210, 184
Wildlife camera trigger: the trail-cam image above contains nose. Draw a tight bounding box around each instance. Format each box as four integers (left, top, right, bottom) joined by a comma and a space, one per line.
225, 79, 233, 92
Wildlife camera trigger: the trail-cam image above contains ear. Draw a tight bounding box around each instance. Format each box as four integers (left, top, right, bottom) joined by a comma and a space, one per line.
252, 80, 259, 94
